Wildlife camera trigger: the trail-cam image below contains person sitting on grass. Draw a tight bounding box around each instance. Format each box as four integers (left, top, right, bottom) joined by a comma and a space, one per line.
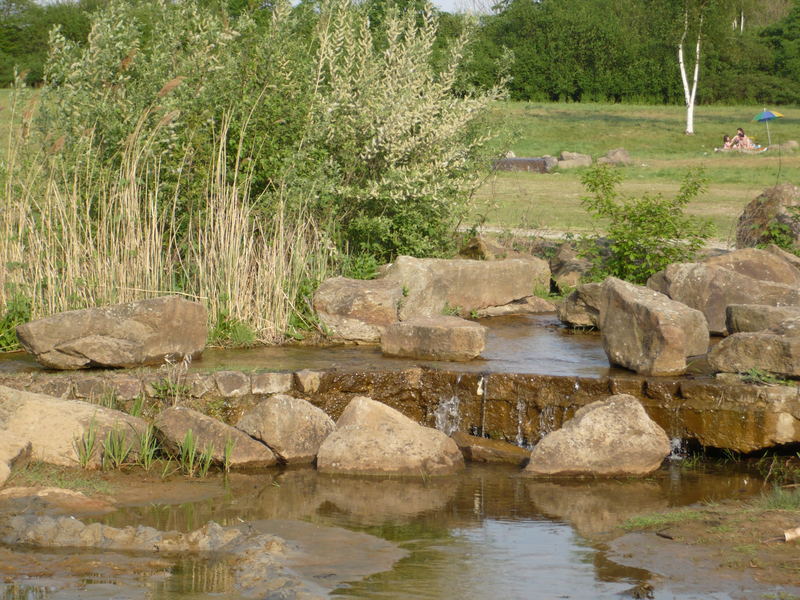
721, 134, 733, 150
731, 128, 755, 150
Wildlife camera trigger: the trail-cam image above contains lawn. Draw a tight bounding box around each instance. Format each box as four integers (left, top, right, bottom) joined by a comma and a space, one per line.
473, 101, 800, 241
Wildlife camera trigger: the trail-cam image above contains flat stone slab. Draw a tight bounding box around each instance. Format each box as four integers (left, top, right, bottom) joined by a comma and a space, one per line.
381, 316, 487, 361
451, 432, 529, 466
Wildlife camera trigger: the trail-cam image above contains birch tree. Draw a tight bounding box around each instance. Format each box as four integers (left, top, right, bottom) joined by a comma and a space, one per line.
677, 1, 703, 134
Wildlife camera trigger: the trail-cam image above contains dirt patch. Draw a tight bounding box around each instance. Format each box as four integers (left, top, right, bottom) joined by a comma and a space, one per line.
606, 501, 800, 597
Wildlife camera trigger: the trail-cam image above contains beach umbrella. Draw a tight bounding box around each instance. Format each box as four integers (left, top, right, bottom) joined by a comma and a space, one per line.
752, 109, 784, 146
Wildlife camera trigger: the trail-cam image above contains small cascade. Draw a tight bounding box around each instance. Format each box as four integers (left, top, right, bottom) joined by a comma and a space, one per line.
434, 374, 463, 436
515, 396, 527, 448
668, 437, 687, 461
536, 404, 558, 442
477, 373, 489, 437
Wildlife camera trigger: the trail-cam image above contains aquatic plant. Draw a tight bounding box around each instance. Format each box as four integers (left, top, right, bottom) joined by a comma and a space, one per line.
101, 426, 133, 471
73, 418, 98, 469
137, 424, 160, 472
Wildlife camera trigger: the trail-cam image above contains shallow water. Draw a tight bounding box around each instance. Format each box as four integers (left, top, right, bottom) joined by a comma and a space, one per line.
0, 315, 617, 377
0, 462, 775, 600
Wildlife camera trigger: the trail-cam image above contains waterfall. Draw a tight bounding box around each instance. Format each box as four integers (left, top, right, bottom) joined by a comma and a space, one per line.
434, 374, 463, 436
515, 396, 526, 448
668, 437, 687, 460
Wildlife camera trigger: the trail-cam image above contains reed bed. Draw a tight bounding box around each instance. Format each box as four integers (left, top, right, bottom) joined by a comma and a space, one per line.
0, 85, 333, 347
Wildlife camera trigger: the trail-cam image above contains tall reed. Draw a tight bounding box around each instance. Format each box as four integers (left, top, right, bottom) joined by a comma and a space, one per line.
0, 80, 333, 347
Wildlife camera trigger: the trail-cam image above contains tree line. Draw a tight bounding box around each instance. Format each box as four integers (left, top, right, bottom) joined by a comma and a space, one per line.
3, 0, 800, 105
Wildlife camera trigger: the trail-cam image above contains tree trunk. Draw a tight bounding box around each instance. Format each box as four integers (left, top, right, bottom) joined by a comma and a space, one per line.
678, 10, 703, 135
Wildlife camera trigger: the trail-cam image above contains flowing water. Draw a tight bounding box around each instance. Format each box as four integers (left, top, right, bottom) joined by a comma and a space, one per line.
0, 315, 616, 377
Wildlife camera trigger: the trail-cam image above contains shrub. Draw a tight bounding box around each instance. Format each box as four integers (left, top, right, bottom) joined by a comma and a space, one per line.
579, 164, 714, 284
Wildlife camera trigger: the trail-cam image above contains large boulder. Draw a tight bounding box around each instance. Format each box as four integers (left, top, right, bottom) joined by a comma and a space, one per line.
155, 406, 277, 468
0, 386, 147, 468
708, 316, 800, 376
316, 396, 465, 476
556, 282, 603, 328
726, 304, 800, 334
16, 296, 207, 370
600, 277, 708, 376
380, 316, 487, 361
647, 260, 800, 335
236, 395, 335, 464
735, 183, 800, 249
523, 394, 670, 477
382, 255, 550, 320
312, 277, 402, 342
473, 296, 555, 317
702, 247, 800, 287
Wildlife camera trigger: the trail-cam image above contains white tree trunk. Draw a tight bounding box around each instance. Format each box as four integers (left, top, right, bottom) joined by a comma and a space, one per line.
678, 10, 703, 135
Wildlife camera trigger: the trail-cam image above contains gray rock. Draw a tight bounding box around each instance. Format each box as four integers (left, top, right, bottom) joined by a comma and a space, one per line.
295, 370, 323, 394
317, 396, 464, 476
708, 316, 800, 376
523, 394, 670, 477
474, 296, 556, 317
736, 183, 800, 249
648, 259, 800, 335
0, 386, 147, 468
313, 277, 403, 342
251, 372, 293, 395
557, 151, 592, 169
600, 277, 708, 376
596, 147, 632, 166
381, 316, 487, 361
214, 370, 250, 397
382, 255, 550, 321
155, 406, 277, 468
726, 304, 800, 333
16, 296, 207, 370
557, 282, 603, 328
236, 395, 335, 464
549, 242, 592, 291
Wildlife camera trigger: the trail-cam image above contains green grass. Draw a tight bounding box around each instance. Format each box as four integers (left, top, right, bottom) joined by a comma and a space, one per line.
756, 486, 800, 510
622, 509, 705, 530
474, 101, 800, 239
7, 461, 115, 496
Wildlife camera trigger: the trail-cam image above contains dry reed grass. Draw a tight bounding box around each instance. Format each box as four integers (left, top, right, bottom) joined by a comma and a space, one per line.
0, 83, 332, 346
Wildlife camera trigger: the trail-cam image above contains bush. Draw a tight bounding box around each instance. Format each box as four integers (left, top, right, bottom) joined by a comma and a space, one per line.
579, 164, 714, 284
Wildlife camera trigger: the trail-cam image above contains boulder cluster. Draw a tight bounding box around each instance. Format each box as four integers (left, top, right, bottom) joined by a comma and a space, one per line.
559, 245, 800, 378
314, 253, 554, 361
0, 384, 671, 485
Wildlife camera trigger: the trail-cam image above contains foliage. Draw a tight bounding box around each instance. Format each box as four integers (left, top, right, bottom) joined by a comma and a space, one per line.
101, 426, 133, 470
73, 418, 98, 469
579, 164, 714, 284
0, 0, 498, 347
0, 285, 30, 351
622, 509, 704, 530
137, 424, 160, 472
7, 461, 114, 495
757, 485, 800, 510
176, 429, 214, 478
740, 367, 793, 386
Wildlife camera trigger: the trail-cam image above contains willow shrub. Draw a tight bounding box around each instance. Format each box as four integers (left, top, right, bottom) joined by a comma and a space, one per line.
0, 0, 501, 346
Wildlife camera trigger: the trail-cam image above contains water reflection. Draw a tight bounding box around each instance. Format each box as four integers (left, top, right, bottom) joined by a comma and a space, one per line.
89, 463, 767, 600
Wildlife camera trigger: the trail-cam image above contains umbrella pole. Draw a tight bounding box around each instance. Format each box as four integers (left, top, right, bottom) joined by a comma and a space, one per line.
767, 119, 772, 146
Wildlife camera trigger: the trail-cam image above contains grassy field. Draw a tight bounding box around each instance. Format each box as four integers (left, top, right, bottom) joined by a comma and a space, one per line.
474, 102, 800, 242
